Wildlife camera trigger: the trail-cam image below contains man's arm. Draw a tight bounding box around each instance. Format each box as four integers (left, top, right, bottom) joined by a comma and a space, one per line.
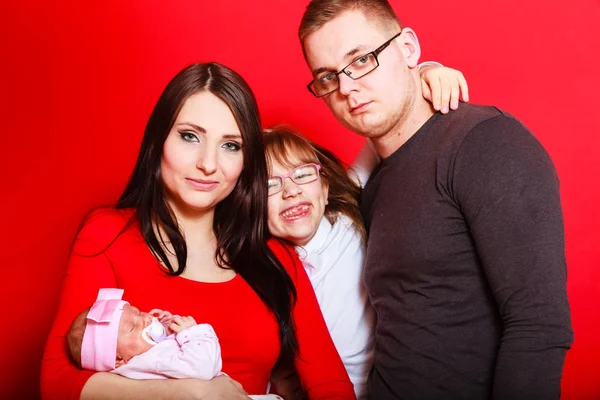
453, 114, 573, 399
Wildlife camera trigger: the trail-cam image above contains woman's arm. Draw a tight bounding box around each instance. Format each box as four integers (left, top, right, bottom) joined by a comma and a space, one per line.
41, 209, 249, 400
419, 61, 469, 114
81, 373, 249, 400
269, 240, 356, 400
348, 139, 379, 188
41, 210, 126, 400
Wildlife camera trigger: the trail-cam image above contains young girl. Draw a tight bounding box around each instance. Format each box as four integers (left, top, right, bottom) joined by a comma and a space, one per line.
41, 63, 355, 400
265, 128, 371, 399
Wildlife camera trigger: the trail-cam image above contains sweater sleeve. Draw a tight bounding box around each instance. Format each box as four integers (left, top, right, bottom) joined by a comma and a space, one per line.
452, 115, 573, 400
41, 209, 128, 400
268, 240, 356, 400
348, 139, 379, 188
160, 324, 222, 379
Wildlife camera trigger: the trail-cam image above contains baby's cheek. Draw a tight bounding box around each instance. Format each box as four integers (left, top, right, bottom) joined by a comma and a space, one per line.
140, 339, 154, 354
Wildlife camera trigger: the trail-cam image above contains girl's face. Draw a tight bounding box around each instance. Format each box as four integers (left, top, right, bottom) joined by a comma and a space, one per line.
161, 91, 244, 216
267, 156, 329, 246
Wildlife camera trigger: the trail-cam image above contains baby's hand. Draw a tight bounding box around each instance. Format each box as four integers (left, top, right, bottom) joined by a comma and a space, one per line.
149, 308, 174, 328
419, 63, 469, 114
169, 315, 197, 333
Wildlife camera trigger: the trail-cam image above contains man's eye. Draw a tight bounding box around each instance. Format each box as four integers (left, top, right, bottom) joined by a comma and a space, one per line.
319, 73, 336, 84
355, 55, 371, 65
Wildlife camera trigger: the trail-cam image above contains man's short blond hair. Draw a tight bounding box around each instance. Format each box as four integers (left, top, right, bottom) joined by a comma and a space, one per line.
299, 0, 402, 44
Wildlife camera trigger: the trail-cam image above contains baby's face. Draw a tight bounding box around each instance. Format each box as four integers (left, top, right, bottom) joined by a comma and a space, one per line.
115, 304, 154, 366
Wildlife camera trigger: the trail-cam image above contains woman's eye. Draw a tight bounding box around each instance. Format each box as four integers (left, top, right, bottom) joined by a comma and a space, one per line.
179, 131, 199, 142
222, 142, 242, 152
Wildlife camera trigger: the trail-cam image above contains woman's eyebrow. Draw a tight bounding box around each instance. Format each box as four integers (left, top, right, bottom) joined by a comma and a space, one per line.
176, 122, 241, 140
176, 122, 206, 133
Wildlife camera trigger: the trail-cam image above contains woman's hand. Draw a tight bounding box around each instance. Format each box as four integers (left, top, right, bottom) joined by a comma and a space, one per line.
419, 62, 469, 114
270, 365, 306, 400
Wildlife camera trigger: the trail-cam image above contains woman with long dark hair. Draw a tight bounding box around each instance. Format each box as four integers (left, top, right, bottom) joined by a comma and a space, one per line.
41, 63, 355, 399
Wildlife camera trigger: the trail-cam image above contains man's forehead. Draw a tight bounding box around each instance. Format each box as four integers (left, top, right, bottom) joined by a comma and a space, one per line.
304, 10, 389, 72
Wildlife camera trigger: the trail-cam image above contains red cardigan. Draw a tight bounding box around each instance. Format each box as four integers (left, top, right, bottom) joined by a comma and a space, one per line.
41, 208, 354, 399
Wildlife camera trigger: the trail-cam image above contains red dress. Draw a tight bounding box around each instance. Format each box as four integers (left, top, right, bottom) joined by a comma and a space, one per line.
41, 208, 355, 399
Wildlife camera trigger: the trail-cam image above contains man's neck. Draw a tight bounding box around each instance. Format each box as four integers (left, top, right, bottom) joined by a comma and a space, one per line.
372, 98, 435, 158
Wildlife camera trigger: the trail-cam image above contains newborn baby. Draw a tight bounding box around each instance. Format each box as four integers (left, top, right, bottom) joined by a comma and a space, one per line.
68, 288, 282, 399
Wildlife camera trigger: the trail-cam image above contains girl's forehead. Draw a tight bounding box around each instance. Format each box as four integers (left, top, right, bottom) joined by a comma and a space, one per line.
270, 154, 315, 174
267, 145, 317, 171
270, 156, 302, 174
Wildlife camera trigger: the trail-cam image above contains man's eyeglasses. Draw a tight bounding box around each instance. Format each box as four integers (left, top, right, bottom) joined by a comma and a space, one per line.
268, 163, 322, 196
307, 31, 403, 98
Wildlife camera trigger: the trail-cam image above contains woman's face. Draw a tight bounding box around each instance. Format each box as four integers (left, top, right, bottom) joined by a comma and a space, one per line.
267, 156, 329, 246
161, 91, 244, 215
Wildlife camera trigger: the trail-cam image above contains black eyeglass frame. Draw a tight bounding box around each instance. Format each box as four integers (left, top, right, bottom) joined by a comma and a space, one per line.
307, 31, 403, 98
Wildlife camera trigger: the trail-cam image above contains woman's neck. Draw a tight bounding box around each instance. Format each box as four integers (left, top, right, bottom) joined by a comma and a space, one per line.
176, 211, 216, 246
166, 198, 217, 245
157, 199, 235, 282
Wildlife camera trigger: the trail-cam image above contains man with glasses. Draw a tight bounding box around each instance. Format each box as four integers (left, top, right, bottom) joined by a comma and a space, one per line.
298, 1, 573, 399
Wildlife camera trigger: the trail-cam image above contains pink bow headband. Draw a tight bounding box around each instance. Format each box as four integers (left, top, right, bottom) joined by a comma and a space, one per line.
81, 288, 129, 371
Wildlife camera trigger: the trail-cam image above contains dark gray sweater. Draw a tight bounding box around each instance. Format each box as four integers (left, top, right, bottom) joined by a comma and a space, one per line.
361, 104, 573, 400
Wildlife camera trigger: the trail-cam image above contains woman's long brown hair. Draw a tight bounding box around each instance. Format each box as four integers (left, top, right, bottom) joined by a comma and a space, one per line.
116, 63, 298, 361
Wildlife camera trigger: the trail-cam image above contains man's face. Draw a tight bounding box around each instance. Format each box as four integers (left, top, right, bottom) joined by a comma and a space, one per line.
303, 10, 418, 139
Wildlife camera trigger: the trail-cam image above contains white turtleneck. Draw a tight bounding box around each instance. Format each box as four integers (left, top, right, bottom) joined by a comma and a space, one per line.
296, 214, 374, 400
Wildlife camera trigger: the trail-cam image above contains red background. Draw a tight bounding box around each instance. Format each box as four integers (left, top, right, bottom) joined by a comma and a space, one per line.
1, 0, 598, 398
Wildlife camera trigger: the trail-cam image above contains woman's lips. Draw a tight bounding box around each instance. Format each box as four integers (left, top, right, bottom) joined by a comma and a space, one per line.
185, 178, 219, 191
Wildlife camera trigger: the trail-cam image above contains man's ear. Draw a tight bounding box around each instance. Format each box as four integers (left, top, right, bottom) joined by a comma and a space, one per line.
115, 355, 125, 368
398, 27, 422, 69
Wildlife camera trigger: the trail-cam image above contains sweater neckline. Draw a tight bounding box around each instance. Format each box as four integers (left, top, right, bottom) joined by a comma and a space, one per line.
380, 111, 442, 167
